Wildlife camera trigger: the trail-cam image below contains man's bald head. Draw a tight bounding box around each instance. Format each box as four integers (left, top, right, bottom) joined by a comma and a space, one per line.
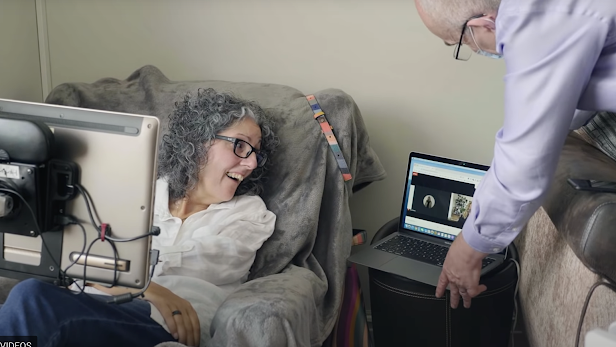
414, 0, 501, 43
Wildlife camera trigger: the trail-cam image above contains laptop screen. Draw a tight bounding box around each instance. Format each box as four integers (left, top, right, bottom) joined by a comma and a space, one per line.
400, 153, 488, 241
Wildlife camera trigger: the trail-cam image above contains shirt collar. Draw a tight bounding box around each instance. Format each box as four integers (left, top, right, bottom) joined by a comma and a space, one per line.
154, 178, 238, 220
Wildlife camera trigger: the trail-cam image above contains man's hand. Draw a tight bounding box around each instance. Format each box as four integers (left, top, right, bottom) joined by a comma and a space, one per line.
435, 233, 489, 308
91, 282, 200, 346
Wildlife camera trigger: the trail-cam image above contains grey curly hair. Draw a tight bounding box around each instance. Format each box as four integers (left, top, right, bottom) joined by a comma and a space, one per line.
157, 88, 278, 203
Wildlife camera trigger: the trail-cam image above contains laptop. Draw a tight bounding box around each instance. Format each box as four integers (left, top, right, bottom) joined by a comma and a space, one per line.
348, 152, 505, 287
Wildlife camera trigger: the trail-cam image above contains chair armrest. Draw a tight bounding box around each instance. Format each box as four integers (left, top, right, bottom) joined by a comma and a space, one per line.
542, 133, 616, 283
209, 266, 327, 347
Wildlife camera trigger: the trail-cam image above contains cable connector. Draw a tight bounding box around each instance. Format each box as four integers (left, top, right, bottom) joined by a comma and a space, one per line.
107, 292, 134, 305
150, 249, 160, 266
54, 272, 75, 288
151, 226, 161, 236
54, 215, 77, 226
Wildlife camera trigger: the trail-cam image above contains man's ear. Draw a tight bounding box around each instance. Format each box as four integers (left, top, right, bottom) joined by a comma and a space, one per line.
467, 15, 496, 32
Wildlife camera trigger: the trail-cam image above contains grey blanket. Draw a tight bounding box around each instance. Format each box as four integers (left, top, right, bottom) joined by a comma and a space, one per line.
45, 65, 387, 347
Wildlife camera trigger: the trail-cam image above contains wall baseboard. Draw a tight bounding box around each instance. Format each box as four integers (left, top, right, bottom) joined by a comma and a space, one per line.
35, 0, 51, 100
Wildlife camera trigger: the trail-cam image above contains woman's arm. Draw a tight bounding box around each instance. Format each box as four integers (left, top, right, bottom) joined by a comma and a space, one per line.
91, 282, 200, 347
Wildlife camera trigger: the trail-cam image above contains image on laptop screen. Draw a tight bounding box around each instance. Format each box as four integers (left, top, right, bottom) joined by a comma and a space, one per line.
401, 156, 487, 241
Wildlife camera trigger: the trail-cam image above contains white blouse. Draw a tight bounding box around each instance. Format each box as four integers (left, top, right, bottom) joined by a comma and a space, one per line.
75, 178, 276, 347
149, 178, 276, 346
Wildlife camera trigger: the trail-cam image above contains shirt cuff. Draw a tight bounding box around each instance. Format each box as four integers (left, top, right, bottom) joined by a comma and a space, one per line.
461, 211, 509, 254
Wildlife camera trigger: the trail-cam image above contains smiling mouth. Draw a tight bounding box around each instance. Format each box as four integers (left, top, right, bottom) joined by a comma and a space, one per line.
226, 172, 244, 182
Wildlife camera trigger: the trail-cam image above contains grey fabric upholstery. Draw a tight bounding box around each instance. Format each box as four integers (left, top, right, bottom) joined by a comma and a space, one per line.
32, 65, 387, 346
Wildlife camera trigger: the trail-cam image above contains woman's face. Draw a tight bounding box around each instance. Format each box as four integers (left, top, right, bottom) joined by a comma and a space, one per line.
190, 117, 262, 205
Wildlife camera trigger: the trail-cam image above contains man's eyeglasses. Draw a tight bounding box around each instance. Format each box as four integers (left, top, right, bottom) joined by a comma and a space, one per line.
453, 14, 485, 61
215, 135, 267, 168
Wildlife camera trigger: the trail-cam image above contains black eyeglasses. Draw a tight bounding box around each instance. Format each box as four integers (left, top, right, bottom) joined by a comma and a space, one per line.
215, 135, 267, 168
453, 14, 485, 61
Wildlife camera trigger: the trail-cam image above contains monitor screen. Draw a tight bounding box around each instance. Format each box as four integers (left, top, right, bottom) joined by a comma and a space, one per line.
401, 155, 487, 241
0, 98, 159, 288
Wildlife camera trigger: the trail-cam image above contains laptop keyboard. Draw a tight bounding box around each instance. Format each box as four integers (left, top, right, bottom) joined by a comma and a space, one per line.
375, 235, 495, 269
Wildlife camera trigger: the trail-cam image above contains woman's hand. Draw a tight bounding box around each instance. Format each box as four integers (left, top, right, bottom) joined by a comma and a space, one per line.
91, 282, 200, 346
144, 283, 200, 346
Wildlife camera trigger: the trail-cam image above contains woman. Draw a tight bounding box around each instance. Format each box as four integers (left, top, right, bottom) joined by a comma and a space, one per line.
0, 88, 278, 347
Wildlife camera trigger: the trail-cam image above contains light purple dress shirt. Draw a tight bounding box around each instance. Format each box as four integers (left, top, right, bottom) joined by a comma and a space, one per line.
463, 0, 616, 253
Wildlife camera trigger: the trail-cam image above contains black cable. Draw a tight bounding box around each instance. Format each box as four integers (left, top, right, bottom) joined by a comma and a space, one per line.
73, 183, 159, 303
60, 221, 87, 274
1, 183, 157, 303
73, 183, 157, 242
0, 187, 63, 272
59, 219, 87, 289
106, 249, 159, 305
105, 233, 154, 242
575, 279, 616, 347
73, 184, 122, 287
69, 225, 155, 303
85, 188, 102, 227
0, 187, 43, 237
77, 237, 100, 294
80, 237, 118, 289
1, 185, 121, 290
73, 183, 147, 288
73, 184, 99, 227
0, 187, 90, 289
95, 237, 120, 289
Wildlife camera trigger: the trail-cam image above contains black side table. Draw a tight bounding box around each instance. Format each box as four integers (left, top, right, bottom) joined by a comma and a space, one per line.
368, 218, 519, 347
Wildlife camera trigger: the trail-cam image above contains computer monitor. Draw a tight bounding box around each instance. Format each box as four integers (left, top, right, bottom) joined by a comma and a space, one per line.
0, 98, 159, 289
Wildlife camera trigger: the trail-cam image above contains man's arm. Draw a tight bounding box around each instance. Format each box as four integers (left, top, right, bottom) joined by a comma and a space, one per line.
463, 10, 608, 253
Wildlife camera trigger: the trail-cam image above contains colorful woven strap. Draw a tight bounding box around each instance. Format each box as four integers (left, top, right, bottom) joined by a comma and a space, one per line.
306, 95, 352, 182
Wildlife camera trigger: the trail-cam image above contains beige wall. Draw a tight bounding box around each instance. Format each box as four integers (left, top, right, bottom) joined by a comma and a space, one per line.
43, 0, 507, 309
0, 0, 42, 102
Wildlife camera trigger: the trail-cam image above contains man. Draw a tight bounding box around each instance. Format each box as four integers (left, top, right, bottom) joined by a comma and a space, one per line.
424, 196, 434, 208
413, 0, 616, 309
